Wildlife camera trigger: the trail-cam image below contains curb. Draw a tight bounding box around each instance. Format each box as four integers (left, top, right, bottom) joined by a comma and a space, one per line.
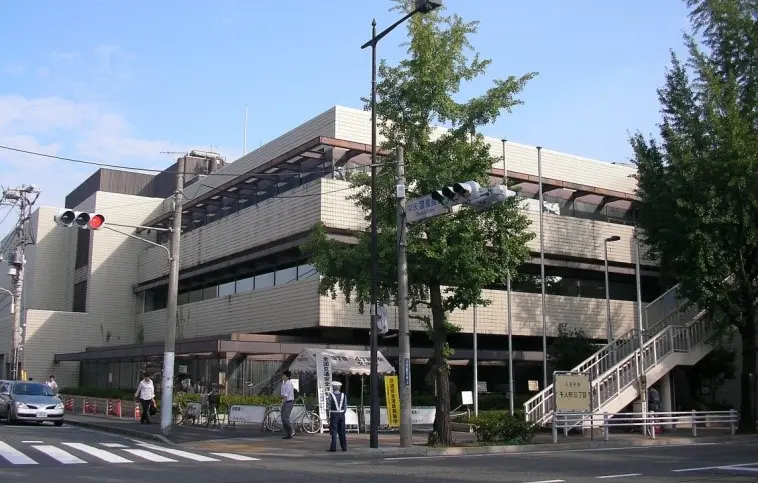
311, 433, 758, 459
66, 419, 175, 446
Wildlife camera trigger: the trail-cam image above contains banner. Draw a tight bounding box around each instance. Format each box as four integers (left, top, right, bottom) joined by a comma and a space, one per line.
384, 375, 401, 428
315, 352, 333, 421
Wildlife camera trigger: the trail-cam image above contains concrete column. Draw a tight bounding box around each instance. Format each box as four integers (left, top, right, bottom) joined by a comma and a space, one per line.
660, 372, 673, 429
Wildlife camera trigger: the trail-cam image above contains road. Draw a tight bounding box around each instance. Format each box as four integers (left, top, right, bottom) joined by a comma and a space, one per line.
1, 423, 757, 482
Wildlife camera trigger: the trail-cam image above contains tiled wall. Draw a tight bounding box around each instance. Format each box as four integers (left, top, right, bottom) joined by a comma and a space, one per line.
136, 181, 323, 284
136, 279, 321, 342
321, 288, 638, 340
334, 106, 638, 194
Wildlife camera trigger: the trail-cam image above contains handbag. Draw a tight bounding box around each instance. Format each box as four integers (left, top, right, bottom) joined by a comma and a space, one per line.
149, 400, 158, 416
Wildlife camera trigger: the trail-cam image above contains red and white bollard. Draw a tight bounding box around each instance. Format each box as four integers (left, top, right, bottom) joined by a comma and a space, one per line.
134, 403, 141, 421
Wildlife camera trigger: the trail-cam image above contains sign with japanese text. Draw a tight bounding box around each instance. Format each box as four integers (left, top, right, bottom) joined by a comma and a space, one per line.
384, 375, 401, 428
405, 194, 451, 223
316, 352, 333, 421
554, 372, 591, 413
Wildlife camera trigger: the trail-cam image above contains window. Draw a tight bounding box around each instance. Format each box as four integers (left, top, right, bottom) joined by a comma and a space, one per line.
73, 281, 87, 312
236, 277, 254, 293
298, 264, 318, 280
275, 266, 297, 285
218, 282, 235, 297
75, 230, 91, 268
255, 272, 274, 290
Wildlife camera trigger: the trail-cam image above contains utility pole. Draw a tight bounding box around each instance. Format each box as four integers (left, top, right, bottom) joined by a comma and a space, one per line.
395, 145, 413, 447
1, 185, 39, 381
160, 157, 185, 437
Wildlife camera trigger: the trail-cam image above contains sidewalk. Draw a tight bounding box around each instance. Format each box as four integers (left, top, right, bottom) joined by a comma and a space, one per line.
65, 413, 758, 459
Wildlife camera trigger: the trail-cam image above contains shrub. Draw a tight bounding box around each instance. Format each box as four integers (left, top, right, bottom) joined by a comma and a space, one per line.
468, 411, 538, 444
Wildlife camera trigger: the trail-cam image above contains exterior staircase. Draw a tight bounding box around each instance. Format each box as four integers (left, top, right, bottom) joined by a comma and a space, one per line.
523, 284, 712, 426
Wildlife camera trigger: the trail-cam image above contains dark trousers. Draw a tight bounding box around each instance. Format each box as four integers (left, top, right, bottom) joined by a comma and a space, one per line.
139, 399, 152, 424
281, 401, 294, 437
329, 412, 347, 451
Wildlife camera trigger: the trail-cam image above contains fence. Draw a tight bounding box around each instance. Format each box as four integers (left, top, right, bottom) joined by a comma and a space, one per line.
60, 395, 141, 421
551, 410, 738, 444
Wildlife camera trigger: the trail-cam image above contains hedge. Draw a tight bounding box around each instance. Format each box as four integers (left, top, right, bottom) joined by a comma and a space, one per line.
467, 411, 538, 445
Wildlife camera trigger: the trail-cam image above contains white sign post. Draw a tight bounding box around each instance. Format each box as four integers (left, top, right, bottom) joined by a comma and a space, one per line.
316, 352, 333, 433
405, 195, 451, 223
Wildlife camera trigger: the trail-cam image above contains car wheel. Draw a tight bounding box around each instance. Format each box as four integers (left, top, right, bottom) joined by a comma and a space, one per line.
54, 420, 64, 427
5, 407, 13, 424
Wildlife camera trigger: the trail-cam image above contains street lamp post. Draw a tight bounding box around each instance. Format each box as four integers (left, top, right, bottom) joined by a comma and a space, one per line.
604, 235, 621, 344
361, 0, 442, 450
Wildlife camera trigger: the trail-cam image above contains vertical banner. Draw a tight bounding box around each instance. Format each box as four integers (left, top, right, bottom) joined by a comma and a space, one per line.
384, 375, 401, 428
315, 353, 333, 421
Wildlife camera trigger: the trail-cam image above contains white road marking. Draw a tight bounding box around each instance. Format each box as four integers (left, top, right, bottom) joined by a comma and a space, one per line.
21, 441, 44, 444
32, 445, 86, 464
122, 449, 177, 462
716, 465, 758, 473
384, 442, 720, 461
61, 443, 133, 463
597, 474, 642, 479
523, 480, 565, 483
100, 443, 127, 448
210, 452, 261, 461
0, 441, 38, 465
135, 442, 220, 462
673, 462, 758, 472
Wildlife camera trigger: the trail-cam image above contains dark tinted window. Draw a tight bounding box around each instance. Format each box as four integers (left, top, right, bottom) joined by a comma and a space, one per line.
12, 383, 55, 396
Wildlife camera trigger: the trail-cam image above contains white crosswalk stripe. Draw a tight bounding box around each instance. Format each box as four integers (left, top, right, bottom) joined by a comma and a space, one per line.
0, 441, 261, 467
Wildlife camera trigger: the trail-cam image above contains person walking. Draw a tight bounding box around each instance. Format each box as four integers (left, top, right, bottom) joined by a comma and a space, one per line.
46, 375, 59, 395
280, 370, 295, 439
327, 380, 347, 452
134, 373, 155, 425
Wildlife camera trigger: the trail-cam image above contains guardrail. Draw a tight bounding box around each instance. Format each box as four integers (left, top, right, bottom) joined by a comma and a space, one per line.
551, 410, 738, 444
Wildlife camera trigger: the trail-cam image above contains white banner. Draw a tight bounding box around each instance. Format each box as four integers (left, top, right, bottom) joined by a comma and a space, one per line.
228, 405, 267, 424
315, 352, 333, 421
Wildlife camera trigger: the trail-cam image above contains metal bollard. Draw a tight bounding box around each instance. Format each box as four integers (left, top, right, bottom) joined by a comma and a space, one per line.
552, 414, 558, 444
603, 413, 609, 441
730, 409, 736, 436
692, 410, 698, 437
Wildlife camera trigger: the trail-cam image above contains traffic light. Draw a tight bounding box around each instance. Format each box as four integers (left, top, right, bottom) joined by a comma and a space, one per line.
467, 185, 517, 211
54, 210, 106, 230
427, 181, 515, 212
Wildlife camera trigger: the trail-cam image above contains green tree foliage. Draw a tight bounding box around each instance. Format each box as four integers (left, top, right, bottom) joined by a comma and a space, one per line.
691, 347, 737, 404
303, 1, 536, 445
547, 323, 598, 372
629, 0, 758, 432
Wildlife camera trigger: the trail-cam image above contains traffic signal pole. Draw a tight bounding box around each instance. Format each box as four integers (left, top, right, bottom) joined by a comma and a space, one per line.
395, 145, 413, 447
160, 156, 185, 437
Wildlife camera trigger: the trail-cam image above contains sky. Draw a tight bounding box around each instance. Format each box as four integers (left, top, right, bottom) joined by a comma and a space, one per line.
0, 0, 691, 235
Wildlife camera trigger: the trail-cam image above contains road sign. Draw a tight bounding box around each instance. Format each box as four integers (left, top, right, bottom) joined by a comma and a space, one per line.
405, 194, 450, 223
553, 371, 592, 413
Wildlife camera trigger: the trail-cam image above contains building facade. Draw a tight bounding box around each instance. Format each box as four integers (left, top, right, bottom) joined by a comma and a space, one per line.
1, 105, 670, 405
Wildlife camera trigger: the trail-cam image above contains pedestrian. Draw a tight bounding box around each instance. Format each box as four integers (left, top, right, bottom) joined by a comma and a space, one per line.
46, 375, 58, 395
280, 370, 295, 439
134, 372, 156, 425
327, 380, 347, 452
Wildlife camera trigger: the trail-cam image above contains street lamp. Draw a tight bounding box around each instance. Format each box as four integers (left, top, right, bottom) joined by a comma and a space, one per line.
604, 235, 621, 344
0, 288, 14, 314
360, 0, 443, 450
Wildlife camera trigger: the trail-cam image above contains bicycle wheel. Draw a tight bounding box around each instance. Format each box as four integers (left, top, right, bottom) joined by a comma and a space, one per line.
300, 411, 322, 434
265, 409, 283, 432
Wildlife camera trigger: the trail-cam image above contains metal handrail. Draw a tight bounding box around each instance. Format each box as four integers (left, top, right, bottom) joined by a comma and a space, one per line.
551, 409, 738, 443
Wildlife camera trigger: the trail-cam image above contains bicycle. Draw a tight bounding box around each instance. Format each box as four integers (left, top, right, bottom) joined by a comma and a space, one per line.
264, 395, 323, 434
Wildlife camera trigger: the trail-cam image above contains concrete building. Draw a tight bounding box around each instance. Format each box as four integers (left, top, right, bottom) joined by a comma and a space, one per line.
0, 106, 723, 420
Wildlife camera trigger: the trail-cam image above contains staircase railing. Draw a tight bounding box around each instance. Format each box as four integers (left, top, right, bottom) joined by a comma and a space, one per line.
523, 283, 686, 425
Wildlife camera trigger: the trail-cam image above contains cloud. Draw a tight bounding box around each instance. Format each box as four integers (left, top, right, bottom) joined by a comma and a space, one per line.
49, 51, 78, 62
2, 64, 24, 76
0, 95, 187, 234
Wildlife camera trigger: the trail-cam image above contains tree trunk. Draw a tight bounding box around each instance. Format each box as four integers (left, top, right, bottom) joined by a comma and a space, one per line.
429, 283, 453, 446
738, 317, 757, 433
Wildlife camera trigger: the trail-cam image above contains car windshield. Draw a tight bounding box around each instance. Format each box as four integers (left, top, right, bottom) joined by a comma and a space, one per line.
12, 383, 55, 397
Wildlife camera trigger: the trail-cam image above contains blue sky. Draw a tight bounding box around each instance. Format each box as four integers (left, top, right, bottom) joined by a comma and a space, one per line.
0, 0, 690, 234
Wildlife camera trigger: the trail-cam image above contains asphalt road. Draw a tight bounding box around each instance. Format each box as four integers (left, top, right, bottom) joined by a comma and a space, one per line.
2, 423, 758, 482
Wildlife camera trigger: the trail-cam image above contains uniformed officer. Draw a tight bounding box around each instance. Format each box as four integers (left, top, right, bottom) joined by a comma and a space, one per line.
327, 380, 347, 452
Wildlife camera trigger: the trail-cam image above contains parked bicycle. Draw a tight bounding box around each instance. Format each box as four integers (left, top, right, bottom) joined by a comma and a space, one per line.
264, 395, 322, 434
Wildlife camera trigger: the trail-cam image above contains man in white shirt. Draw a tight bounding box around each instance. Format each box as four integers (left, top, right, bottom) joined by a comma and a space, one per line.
46, 375, 59, 395
280, 370, 295, 439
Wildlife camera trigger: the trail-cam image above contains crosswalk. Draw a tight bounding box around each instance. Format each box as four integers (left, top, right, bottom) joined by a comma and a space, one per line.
0, 440, 261, 467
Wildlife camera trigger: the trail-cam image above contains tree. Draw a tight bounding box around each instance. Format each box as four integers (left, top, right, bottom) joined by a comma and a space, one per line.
547, 323, 598, 372
691, 347, 737, 405
629, 0, 758, 432
303, 1, 536, 445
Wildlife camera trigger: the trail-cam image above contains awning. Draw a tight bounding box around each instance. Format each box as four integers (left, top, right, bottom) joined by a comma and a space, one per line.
288, 348, 395, 376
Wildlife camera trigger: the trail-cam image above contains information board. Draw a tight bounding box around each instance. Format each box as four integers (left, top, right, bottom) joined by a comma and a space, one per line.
553, 372, 591, 413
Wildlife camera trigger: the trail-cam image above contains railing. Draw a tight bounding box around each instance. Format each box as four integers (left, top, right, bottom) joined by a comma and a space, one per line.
523, 283, 694, 425
551, 410, 738, 443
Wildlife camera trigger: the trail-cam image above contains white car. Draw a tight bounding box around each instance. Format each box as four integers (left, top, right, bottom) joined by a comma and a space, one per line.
0, 381, 65, 426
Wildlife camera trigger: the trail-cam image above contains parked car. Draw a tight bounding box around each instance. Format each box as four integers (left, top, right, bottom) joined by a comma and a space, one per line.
0, 381, 64, 426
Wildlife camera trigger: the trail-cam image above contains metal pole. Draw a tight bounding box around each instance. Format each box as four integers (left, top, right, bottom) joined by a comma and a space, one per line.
502, 139, 514, 416
537, 146, 547, 389
473, 305, 478, 416
160, 156, 185, 437
604, 241, 612, 343
11, 249, 24, 380
635, 230, 648, 420
396, 145, 413, 447
368, 19, 380, 449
